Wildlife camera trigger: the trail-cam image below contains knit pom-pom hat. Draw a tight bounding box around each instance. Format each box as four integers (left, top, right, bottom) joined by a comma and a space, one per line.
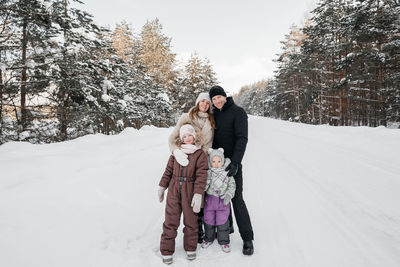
179, 124, 196, 141
195, 92, 211, 106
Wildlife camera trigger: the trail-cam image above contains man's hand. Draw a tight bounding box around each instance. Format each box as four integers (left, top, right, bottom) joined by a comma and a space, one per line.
225, 162, 239, 177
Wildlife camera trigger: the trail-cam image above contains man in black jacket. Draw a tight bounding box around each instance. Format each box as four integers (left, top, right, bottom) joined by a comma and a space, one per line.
209, 85, 254, 255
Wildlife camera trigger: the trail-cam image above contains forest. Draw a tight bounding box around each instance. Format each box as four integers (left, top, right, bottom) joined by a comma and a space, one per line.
0, 0, 217, 144
236, 0, 400, 128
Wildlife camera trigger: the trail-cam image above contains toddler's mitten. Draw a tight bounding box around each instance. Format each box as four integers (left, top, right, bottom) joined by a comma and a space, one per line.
222, 193, 232, 205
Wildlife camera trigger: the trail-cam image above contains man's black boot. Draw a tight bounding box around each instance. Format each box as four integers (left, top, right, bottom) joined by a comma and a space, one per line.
242, 240, 254, 255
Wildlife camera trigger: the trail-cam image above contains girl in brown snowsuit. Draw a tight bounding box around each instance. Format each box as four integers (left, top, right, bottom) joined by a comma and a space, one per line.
158, 124, 208, 265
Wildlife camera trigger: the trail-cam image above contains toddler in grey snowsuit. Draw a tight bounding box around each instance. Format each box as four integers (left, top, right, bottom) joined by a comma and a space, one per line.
202, 148, 236, 253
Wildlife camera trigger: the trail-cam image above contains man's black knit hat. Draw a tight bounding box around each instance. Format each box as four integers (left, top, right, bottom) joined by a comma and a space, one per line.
209, 85, 227, 99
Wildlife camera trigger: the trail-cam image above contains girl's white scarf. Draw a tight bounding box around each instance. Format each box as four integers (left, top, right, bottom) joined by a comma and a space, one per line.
180, 144, 200, 154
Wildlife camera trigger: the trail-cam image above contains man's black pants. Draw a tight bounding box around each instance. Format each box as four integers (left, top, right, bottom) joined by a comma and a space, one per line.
229, 164, 254, 241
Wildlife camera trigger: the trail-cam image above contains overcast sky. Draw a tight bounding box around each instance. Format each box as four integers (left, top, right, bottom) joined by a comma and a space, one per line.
79, 0, 316, 95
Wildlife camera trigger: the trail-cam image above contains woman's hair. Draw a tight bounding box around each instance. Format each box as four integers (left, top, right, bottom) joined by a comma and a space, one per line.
189, 104, 216, 129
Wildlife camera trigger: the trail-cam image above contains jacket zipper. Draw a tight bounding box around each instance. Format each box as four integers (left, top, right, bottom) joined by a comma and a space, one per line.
179, 166, 186, 200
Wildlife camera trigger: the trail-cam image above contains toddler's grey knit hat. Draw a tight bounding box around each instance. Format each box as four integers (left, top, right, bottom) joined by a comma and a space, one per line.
207, 148, 225, 166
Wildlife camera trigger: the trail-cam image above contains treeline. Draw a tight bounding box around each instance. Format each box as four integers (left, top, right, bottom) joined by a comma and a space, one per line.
0, 0, 217, 144
236, 0, 400, 127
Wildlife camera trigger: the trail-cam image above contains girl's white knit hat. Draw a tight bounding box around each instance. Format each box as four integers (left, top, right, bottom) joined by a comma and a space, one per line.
179, 124, 196, 141
195, 92, 211, 106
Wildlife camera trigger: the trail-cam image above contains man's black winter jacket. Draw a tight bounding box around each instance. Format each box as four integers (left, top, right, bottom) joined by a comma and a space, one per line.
212, 97, 248, 164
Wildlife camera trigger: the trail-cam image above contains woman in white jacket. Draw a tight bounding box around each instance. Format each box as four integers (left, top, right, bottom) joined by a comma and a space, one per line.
168, 92, 215, 166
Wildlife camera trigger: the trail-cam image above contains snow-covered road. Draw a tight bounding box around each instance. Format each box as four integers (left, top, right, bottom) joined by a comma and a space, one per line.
1, 117, 399, 267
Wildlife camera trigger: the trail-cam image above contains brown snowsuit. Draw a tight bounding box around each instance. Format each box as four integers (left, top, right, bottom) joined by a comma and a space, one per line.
159, 149, 208, 256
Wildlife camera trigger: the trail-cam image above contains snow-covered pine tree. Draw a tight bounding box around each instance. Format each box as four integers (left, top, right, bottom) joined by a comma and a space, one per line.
167, 74, 185, 114
348, 0, 400, 126
274, 24, 307, 122
200, 57, 218, 95
0, 1, 20, 142
137, 18, 177, 92
235, 85, 254, 114
380, 1, 400, 125
266, 0, 399, 127
181, 53, 206, 111
47, 0, 111, 140
178, 53, 218, 112
235, 80, 268, 116
0, 0, 61, 143
108, 21, 174, 129
262, 79, 279, 118
111, 21, 135, 62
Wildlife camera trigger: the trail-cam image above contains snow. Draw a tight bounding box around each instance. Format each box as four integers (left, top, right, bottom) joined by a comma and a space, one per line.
26, 59, 37, 69
101, 94, 112, 102
378, 52, 386, 63
117, 99, 127, 108
0, 62, 6, 72
1, 116, 400, 267
117, 120, 124, 128
86, 94, 96, 102
66, 44, 85, 55
158, 92, 170, 102
123, 95, 133, 102
71, 27, 98, 42
18, 131, 30, 140
37, 0, 52, 10
103, 80, 115, 92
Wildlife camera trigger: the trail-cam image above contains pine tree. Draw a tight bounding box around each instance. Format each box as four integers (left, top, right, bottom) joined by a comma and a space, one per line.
111, 21, 136, 62
48, 0, 109, 140
235, 80, 268, 116
1, 1, 177, 144
137, 18, 176, 90
381, 0, 400, 125
274, 24, 307, 122
107, 21, 174, 129
0, 2, 17, 141
178, 53, 218, 112
201, 57, 218, 94
182, 53, 204, 110
2, 0, 59, 134
350, 0, 400, 126
266, 0, 399, 127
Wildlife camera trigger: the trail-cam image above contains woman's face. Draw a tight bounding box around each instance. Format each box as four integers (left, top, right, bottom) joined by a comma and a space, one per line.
198, 99, 210, 113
